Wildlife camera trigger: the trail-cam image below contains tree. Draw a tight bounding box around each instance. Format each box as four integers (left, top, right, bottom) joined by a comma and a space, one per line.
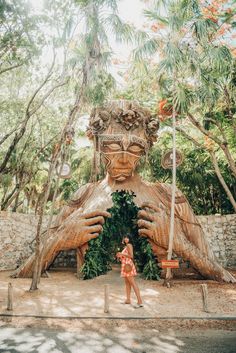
22, 0, 141, 290
0, 0, 42, 75
131, 0, 236, 211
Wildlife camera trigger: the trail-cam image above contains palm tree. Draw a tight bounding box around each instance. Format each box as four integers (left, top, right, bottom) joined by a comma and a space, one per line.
133, 0, 236, 211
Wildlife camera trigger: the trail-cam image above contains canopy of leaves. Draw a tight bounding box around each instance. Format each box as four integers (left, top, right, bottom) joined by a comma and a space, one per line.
0, 0, 235, 217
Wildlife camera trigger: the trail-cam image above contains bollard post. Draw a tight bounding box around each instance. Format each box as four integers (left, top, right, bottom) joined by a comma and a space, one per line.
200, 283, 209, 312
104, 284, 109, 313
76, 248, 84, 279
7, 283, 13, 311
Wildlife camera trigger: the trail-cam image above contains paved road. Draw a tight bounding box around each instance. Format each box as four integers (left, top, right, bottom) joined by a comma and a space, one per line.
0, 326, 236, 353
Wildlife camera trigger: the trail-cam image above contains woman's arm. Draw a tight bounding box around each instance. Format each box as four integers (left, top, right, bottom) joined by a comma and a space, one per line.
116, 244, 134, 260
125, 244, 134, 259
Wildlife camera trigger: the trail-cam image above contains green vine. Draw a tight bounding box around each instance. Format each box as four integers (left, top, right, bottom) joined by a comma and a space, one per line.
81, 190, 161, 280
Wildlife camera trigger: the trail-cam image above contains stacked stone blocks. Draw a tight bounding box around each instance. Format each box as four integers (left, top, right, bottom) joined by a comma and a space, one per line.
0, 211, 235, 270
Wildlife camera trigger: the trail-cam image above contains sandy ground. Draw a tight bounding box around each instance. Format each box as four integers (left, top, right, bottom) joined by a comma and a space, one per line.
0, 266, 236, 319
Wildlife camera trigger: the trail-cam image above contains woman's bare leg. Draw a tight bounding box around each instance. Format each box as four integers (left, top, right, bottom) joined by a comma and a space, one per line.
127, 277, 142, 304
124, 277, 131, 303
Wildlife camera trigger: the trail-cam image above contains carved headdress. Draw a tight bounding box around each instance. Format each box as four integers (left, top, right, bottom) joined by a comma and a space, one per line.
87, 100, 159, 151
87, 100, 159, 181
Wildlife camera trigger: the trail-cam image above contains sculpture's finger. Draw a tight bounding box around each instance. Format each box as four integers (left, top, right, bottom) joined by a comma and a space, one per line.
141, 202, 161, 213
87, 233, 99, 241
84, 210, 111, 219
86, 224, 103, 233
137, 219, 153, 230
138, 228, 153, 238
138, 209, 154, 222
85, 216, 105, 226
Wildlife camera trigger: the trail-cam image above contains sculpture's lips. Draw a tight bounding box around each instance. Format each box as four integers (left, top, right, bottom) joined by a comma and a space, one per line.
112, 168, 132, 174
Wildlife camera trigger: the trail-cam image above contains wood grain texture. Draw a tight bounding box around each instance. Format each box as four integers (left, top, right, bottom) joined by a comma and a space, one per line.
14, 173, 236, 282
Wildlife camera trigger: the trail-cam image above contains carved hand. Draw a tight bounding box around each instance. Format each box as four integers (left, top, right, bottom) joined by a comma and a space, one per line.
56, 209, 111, 250
137, 202, 170, 249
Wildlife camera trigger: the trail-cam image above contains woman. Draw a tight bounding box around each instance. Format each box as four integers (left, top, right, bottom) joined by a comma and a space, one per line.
116, 236, 143, 308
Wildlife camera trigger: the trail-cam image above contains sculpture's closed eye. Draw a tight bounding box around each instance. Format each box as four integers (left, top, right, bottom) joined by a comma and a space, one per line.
104, 143, 121, 151
128, 145, 144, 154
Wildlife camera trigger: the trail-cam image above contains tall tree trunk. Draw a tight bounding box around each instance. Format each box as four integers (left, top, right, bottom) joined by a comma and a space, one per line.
29, 82, 86, 290
1, 185, 19, 210
176, 126, 236, 212
0, 126, 20, 146
165, 102, 177, 282
188, 114, 236, 179
30, 202, 44, 290
209, 151, 236, 212
30, 152, 61, 290
12, 185, 20, 212
220, 143, 236, 179
0, 58, 63, 174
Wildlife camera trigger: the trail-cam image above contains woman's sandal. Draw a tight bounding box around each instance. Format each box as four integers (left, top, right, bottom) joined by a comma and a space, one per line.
122, 301, 131, 304
133, 303, 144, 309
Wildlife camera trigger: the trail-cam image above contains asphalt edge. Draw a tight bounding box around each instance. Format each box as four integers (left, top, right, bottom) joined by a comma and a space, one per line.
0, 313, 236, 320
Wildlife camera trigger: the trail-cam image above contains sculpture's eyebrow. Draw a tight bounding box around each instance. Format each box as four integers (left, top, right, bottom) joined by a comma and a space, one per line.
99, 134, 123, 143
99, 134, 149, 151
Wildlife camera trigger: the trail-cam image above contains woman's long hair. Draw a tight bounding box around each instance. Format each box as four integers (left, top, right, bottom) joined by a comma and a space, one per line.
122, 235, 131, 245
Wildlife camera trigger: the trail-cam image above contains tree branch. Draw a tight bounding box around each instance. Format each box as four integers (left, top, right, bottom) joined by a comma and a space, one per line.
0, 57, 63, 174
29, 80, 68, 117
0, 62, 23, 75
25, 55, 56, 117
1, 133, 59, 210
188, 113, 222, 145
176, 126, 236, 212
0, 126, 20, 146
204, 117, 228, 142
209, 151, 236, 212
188, 113, 236, 179
175, 126, 203, 149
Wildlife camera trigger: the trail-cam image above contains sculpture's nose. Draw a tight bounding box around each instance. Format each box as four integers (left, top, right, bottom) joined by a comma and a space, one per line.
119, 152, 129, 164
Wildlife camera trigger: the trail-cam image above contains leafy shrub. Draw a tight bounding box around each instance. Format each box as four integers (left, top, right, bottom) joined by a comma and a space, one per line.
81, 190, 161, 280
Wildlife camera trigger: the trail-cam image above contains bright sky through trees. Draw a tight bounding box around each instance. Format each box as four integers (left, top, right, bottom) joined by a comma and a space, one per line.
28, 0, 146, 86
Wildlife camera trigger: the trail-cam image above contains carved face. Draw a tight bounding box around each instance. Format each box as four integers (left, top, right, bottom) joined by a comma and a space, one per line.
100, 134, 146, 181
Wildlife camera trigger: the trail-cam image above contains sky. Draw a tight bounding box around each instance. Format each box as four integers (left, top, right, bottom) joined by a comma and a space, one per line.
110, 0, 147, 84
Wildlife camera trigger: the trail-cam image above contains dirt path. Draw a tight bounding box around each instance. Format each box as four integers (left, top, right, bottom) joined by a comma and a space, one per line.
0, 266, 236, 318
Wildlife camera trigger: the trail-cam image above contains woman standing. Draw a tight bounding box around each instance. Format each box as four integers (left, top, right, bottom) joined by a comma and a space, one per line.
116, 236, 143, 308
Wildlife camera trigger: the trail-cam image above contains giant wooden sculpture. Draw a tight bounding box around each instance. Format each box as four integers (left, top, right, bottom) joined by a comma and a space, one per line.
16, 100, 235, 282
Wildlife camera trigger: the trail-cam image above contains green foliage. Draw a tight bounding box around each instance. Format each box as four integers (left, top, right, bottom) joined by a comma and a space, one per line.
148, 138, 235, 215
1, 0, 235, 217
0, 173, 12, 190
82, 190, 161, 280
59, 146, 92, 202
60, 179, 79, 201
121, 0, 236, 213
85, 72, 115, 105
81, 236, 112, 279
0, 0, 127, 213
0, 0, 43, 70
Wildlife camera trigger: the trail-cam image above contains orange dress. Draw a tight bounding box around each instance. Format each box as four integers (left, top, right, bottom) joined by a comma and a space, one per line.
120, 246, 137, 277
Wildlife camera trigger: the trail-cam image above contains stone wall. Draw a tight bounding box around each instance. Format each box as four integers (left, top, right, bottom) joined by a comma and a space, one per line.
0, 211, 235, 271
51, 250, 77, 269
0, 211, 50, 271
198, 214, 236, 268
